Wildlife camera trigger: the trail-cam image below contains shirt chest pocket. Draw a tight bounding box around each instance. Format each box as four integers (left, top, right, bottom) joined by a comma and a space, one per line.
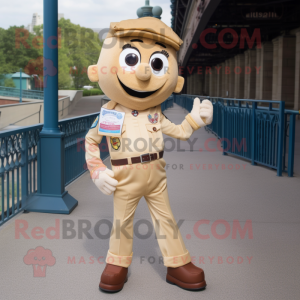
145, 123, 163, 144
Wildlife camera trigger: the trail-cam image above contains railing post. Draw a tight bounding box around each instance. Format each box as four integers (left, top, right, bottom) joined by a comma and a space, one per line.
282, 114, 287, 172
251, 102, 257, 165
21, 132, 28, 206
287, 114, 296, 177
24, 0, 78, 214
19, 68, 22, 103
222, 102, 226, 155
37, 134, 41, 193
277, 101, 285, 176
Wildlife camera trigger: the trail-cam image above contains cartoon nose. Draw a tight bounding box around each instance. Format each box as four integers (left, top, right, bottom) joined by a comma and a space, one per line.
135, 63, 151, 81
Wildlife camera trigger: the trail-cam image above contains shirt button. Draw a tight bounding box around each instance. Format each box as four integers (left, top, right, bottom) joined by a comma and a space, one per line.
153, 127, 157, 131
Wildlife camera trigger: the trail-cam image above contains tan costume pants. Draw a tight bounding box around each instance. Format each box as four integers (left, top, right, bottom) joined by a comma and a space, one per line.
106, 158, 191, 268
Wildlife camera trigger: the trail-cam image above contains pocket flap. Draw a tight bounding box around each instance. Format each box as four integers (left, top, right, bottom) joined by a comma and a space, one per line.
146, 123, 161, 133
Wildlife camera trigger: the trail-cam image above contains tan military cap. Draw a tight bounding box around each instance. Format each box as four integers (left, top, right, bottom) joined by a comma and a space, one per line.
106, 17, 183, 51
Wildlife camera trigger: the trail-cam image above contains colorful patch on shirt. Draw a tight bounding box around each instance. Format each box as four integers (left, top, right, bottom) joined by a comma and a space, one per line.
148, 113, 159, 124
132, 110, 139, 117
90, 115, 99, 129
110, 137, 121, 150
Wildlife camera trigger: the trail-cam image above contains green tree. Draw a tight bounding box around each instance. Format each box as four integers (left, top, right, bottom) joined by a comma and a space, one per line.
0, 28, 12, 76
0, 26, 43, 73
0, 49, 5, 84
4, 78, 15, 87
30, 24, 71, 89
58, 44, 72, 89
0, 19, 102, 90
58, 18, 102, 89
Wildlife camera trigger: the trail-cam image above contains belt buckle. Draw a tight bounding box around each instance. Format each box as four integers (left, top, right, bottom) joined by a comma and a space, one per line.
140, 153, 151, 163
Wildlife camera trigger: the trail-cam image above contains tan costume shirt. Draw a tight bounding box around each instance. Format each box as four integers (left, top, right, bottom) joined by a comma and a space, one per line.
85, 101, 197, 169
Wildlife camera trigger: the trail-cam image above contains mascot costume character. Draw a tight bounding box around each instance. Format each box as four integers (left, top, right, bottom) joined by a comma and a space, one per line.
85, 17, 213, 293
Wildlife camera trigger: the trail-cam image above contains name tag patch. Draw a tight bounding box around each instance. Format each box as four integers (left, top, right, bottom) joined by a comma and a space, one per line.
98, 108, 125, 137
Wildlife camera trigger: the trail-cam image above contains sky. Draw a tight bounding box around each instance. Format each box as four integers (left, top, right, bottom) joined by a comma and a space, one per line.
0, 0, 172, 30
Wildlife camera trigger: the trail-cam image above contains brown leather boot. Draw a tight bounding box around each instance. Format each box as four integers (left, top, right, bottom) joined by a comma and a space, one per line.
166, 262, 206, 291
99, 263, 128, 293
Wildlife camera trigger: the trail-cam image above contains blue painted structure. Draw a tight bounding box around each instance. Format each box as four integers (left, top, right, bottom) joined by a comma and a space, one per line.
174, 94, 299, 177
23, 0, 78, 214
12, 72, 31, 90
0, 72, 31, 91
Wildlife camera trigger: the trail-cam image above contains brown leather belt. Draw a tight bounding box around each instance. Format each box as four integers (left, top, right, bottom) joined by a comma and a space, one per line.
111, 151, 164, 166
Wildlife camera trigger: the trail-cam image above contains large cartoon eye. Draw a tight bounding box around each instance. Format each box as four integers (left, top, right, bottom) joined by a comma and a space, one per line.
151, 58, 163, 71
149, 52, 169, 76
119, 47, 141, 72
125, 54, 138, 66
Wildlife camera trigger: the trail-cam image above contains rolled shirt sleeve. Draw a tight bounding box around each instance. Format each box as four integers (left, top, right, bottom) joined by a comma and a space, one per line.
159, 106, 199, 141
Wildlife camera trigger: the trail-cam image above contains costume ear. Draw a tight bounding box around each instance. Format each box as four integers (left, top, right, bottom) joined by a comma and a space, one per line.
174, 76, 184, 93
87, 65, 99, 82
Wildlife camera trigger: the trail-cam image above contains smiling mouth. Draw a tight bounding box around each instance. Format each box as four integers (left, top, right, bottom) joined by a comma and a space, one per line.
117, 76, 159, 98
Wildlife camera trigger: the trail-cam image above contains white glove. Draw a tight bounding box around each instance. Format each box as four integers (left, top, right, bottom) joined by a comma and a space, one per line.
190, 98, 213, 127
92, 168, 118, 196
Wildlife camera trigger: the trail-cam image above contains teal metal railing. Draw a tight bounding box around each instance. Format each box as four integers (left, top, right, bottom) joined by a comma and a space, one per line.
161, 96, 174, 111
0, 124, 42, 225
0, 113, 109, 225
0, 86, 44, 100
59, 113, 110, 186
174, 94, 299, 177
